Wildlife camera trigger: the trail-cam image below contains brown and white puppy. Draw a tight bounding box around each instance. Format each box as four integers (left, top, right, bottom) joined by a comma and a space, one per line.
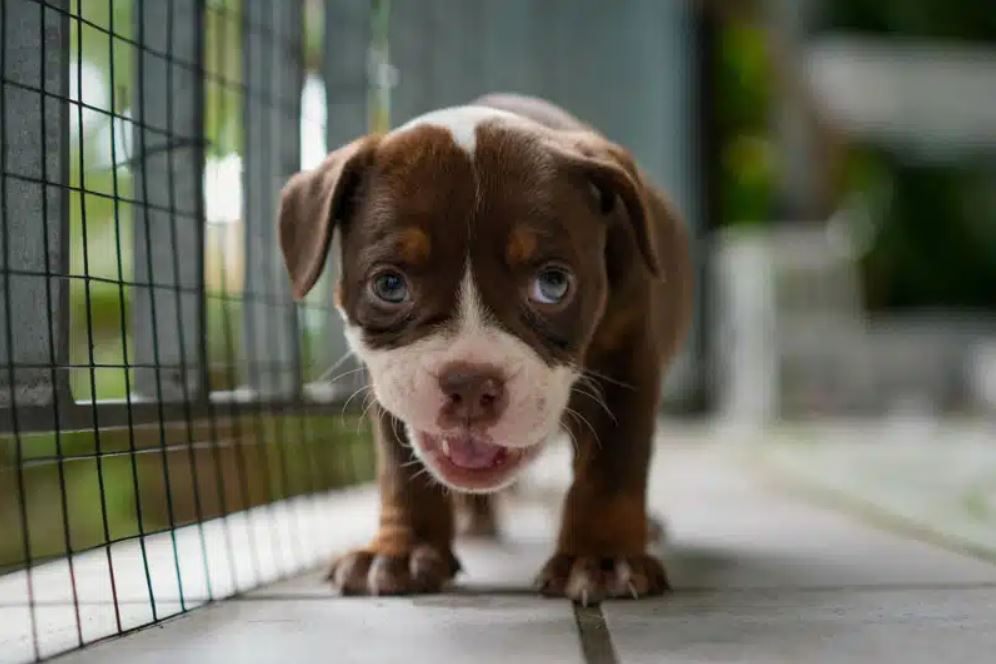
278, 93, 692, 603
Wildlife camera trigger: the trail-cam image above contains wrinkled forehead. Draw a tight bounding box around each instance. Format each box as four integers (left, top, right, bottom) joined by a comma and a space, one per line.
378, 105, 556, 207
355, 107, 571, 267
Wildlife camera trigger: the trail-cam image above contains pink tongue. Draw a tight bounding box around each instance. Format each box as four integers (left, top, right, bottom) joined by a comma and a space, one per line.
444, 435, 503, 470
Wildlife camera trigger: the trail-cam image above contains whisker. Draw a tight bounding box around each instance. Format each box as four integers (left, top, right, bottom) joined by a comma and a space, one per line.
322, 365, 367, 387
564, 406, 601, 449
570, 385, 617, 424
578, 374, 608, 403
571, 379, 605, 402
569, 363, 636, 392
340, 385, 370, 418
409, 465, 435, 486
562, 410, 580, 439
316, 349, 357, 382
390, 414, 409, 447
356, 395, 378, 434
359, 392, 378, 419
561, 423, 580, 455
582, 368, 635, 391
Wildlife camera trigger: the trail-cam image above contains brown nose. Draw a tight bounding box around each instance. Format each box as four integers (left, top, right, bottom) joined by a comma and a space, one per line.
437, 363, 507, 429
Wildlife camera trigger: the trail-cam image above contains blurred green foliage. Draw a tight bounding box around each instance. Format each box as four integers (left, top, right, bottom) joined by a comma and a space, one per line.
715, 0, 996, 311
822, 0, 996, 311
819, 0, 996, 43
715, 22, 775, 227
0, 415, 375, 571
850, 149, 996, 310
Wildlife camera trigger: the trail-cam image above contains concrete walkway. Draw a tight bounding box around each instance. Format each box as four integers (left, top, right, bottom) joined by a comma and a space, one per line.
59, 429, 996, 663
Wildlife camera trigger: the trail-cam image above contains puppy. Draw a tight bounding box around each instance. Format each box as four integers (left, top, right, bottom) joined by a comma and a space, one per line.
278, 93, 692, 603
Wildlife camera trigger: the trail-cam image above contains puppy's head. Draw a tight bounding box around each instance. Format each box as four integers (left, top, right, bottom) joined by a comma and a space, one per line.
279, 106, 659, 493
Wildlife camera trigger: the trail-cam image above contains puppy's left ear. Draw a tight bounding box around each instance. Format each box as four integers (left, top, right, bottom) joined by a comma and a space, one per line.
549, 132, 662, 278
278, 136, 379, 300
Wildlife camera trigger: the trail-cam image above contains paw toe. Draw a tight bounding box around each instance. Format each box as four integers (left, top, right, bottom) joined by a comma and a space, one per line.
329, 550, 374, 595
368, 555, 412, 595
329, 545, 459, 596
537, 553, 670, 603
535, 552, 572, 596
566, 557, 607, 606
409, 544, 457, 592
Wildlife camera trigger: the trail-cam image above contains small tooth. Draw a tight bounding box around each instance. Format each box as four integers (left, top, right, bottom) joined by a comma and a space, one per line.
442, 438, 451, 456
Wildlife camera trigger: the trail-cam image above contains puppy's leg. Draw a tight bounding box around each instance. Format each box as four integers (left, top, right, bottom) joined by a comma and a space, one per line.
455, 494, 499, 539
537, 377, 669, 604
329, 406, 459, 595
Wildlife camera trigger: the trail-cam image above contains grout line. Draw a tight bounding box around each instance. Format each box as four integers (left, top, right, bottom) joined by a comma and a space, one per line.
573, 604, 620, 664
9, 579, 996, 610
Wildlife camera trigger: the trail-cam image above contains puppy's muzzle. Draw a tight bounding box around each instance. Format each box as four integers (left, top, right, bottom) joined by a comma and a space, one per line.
436, 362, 508, 430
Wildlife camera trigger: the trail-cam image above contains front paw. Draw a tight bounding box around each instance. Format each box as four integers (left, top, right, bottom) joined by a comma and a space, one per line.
328, 544, 461, 596
536, 552, 670, 605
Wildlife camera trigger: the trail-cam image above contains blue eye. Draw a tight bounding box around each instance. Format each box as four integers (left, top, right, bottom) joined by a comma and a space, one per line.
371, 270, 409, 304
530, 267, 572, 305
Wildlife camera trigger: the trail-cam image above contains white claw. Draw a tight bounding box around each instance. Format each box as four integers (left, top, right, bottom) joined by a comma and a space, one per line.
442, 438, 451, 456
627, 580, 639, 600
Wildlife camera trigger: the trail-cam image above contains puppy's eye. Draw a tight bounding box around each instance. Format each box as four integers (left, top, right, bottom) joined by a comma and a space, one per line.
530, 266, 572, 305
370, 270, 409, 304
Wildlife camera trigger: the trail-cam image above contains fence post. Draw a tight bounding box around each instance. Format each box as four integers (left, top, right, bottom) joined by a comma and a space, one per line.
0, 0, 69, 410
132, 0, 205, 401
242, 0, 303, 398
317, 0, 371, 397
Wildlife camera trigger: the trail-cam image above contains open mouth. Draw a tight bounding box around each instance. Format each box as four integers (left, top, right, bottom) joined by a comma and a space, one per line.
412, 430, 542, 492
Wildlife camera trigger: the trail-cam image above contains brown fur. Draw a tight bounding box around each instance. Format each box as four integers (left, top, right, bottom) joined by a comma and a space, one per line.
280, 93, 692, 601
479, 95, 691, 596
395, 227, 432, 265
505, 226, 538, 265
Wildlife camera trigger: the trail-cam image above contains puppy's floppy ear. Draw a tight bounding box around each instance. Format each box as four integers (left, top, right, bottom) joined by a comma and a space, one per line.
548, 132, 662, 278
278, 136, 378, 300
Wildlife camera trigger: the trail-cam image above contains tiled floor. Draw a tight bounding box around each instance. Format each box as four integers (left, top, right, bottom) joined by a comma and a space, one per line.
52, 427, 996, 663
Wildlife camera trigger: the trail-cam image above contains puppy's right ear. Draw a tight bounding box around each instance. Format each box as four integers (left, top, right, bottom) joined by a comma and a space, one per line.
278, 136, 378, 300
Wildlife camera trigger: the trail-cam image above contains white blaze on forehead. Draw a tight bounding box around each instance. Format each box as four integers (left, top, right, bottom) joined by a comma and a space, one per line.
389, 105, 525, 156
456, 262, 488, 334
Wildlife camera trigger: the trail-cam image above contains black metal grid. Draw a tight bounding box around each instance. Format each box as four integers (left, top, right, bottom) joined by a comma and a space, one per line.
0, 1, 376, 660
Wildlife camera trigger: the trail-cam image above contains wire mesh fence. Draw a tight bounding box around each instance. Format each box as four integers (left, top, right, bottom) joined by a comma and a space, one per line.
0, 0, 380, 660
1, 0, 703, 659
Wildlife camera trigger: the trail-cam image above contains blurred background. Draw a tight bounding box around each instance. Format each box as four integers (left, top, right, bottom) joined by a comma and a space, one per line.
43, 0, 996, 416
703, 0, 996, 425
1, 0, 995, 655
